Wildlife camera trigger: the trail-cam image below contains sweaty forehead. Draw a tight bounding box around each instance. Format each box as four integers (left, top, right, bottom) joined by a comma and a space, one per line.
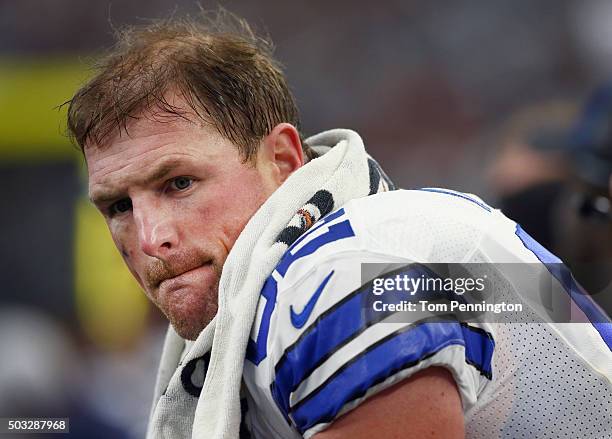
85, 116, 217, 176
84, 89, 218, 163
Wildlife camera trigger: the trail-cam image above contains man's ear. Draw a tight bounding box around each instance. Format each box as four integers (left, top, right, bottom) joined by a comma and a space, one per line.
260, 123, 304, 185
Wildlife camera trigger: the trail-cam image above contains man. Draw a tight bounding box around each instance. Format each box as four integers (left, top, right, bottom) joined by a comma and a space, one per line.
67, 13, 612, 439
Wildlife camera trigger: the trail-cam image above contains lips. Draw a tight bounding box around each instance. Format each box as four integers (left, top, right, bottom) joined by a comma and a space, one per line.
157, 261, 212, 291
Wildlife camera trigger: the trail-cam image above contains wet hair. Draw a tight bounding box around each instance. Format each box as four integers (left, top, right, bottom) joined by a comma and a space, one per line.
66, 10, 316, 161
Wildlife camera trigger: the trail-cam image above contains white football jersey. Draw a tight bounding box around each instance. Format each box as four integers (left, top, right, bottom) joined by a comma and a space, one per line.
241, 189, 612, 438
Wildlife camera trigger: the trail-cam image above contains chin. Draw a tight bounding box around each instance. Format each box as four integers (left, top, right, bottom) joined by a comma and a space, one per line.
172, 322, 207, 341
163, 291, 218, 341
168, 307, 216, 340
150, 264, 221, 340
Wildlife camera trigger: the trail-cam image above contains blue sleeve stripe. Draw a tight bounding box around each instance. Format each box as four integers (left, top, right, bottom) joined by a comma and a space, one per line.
515, 224, 612, 351
271, 281, 375, 419
271, 264, 495, 421
289, 320, 494, 434
417, 188, 492, 212
276, 218, 355, 277
461, 323, 495, 377
271, 264, 441, 418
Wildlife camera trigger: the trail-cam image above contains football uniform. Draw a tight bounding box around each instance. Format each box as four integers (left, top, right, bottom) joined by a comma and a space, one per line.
241, 189, 612, 438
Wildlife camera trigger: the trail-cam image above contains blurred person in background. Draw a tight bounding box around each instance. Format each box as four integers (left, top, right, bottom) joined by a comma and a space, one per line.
486, 100, 575, 252
528, 83, 612, 316
64, 10, 611, 439
486, 88, 612, 313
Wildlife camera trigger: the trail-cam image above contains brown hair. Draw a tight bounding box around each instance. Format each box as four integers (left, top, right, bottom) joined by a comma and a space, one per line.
66, 10, 313, 162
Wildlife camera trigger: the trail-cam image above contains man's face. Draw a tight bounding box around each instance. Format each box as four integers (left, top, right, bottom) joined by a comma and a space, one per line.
86, 113, 280, 340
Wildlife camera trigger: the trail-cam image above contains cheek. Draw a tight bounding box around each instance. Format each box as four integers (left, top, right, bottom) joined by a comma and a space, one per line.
198, 171, 269, 240
108, 222, 131, 254
107, 222, 144, 281
226, 171, 269, 215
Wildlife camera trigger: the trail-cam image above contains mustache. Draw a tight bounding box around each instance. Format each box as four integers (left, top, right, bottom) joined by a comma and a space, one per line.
145, 251, 214, 288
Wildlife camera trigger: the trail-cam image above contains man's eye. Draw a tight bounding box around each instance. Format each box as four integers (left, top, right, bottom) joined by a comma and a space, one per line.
109, 198, 132, 216
171, 177, 193, 191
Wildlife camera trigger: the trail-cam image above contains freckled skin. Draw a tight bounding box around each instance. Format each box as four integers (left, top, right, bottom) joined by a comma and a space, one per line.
86, 112, 284, 340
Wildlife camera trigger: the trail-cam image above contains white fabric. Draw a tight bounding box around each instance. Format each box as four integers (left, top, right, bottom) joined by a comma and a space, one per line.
147, 129, 381, 439
243, 189, 611, 438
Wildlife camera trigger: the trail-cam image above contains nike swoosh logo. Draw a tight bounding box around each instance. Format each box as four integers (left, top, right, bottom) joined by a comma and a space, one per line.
290, 270, 335, 329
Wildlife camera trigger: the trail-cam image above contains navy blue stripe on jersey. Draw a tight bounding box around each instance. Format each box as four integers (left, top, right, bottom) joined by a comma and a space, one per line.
246, 276, 278, 364
289, 320, 494, 434
460, 323, 495, 377
272, 281, 378, 419
271, 264, 441, 418
515, 224, 612, 351
271, 264, 495, 421
275, 218, 355, 277
418, 188, 492, 212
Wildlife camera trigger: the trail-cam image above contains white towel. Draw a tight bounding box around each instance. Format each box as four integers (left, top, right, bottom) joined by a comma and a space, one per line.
146, 129, 395, 438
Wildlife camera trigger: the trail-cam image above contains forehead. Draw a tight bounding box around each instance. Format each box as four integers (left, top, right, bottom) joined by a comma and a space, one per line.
84, 114, 243, 206
85, 114, 228, 174
88, 117, 172, 163
85, 88, 231, 175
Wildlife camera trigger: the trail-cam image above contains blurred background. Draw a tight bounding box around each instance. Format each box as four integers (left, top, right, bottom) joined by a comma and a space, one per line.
1, 0, 611, 437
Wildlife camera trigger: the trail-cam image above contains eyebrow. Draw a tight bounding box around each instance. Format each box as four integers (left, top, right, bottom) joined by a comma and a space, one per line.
89, 158, 185, 205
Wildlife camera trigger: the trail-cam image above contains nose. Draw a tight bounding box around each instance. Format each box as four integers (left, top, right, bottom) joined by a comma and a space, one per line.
132, 197, 179, 258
